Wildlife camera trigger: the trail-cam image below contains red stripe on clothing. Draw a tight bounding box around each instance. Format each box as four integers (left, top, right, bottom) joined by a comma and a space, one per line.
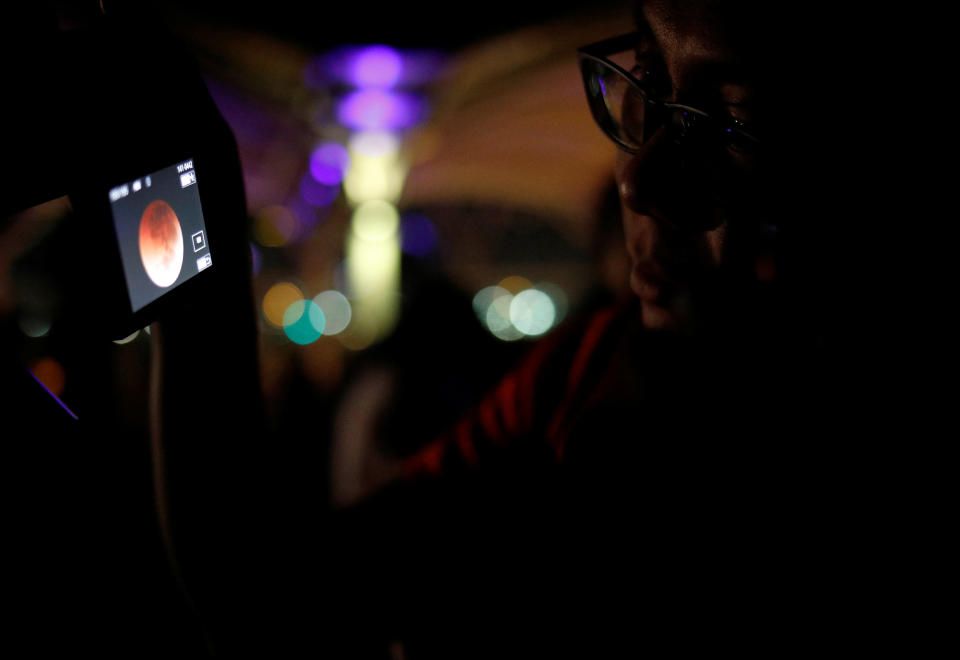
546, 306, 619, 458
496, 374, 519, 441
401, 438, 447, 479
456, 419, 480, 467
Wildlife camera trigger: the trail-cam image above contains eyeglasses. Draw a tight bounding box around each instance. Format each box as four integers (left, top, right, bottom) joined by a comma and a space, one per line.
577, 32, 760, 157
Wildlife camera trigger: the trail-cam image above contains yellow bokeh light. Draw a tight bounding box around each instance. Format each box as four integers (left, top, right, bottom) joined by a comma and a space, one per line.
498, 275, 533, 294
352, 200, 400, 242
253, 205, 299, 247
348, 131, 399, 158
343, 157, 406, 205
335, 306, 381, 351
262, 282, 304, 328
346, 232, 400, 301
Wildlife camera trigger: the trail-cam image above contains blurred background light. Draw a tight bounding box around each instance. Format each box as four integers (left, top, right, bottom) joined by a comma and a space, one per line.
254, 205, 300, 247
401, 212, 438, 256
250, 243, 262, 276
346, 230, 400, 301
283, 299, 325, 345
350, 45, 403, 88
485, 292, 514, 333
349, 131, 399, 158
309, 142, 351, 186
336, 89, 425, 131
263, 282, 304, 327
313, 290, 352, 335
486, 294, 524, 341
352, 200, 400, 242
29, 357, 66, 398
473, 282, 560, 339
534, 282, 568, 324
343, 153, 405, 205
335, 309, 381, 351
498, 275, 533, 294
113, 330, 140, 345
19, 315, 51, 338
472, 285, 509, 321
509, 288, 555, 336
300, 172, 341, 208
305, 47, 445, 89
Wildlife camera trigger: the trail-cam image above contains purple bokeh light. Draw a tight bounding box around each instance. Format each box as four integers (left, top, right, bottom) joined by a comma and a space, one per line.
305, 47, 445, 90
300, 172, 340, 208
250, 243, 261, 275
310, 142, 350, 186
351, 45, 402, 88
336, 89, 425, 131
401, 213, 438, 257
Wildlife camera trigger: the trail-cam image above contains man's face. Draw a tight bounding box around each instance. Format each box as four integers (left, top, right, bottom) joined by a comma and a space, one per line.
616, 0, 762, 332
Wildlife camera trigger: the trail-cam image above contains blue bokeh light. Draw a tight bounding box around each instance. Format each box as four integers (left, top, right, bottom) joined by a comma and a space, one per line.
300, 172, 341, 208
401, 213, 438, 256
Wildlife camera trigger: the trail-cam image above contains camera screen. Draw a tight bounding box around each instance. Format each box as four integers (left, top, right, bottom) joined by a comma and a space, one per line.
108, 158, 212, 312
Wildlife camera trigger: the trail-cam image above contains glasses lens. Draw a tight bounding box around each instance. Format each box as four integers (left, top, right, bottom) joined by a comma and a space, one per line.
581, 56, 648, 152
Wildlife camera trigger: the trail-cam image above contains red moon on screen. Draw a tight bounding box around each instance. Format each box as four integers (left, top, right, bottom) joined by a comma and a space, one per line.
138, 199, 184, 288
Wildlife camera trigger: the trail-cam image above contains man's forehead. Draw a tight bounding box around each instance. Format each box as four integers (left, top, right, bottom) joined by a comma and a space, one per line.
641, 0, 741, 60
638, 0, 760, 88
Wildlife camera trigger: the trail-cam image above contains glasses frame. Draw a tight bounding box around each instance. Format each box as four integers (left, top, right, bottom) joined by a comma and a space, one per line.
577, 31, 760, 155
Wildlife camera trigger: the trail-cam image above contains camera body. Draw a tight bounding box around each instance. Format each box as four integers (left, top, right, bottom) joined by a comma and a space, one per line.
52, 15, 250, 340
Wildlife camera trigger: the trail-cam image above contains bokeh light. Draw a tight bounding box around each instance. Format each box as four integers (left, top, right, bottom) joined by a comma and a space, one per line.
309, 142, 350, 186
343, 132, 406, 205
19, 315, 51, 338
336, 89, 424, 131
486, 295, 524, 341
253, 205, 300, 247
350, 45, 403, 88
300, 172, 340, 208
263, 282, 304, 328
535, 282, 568, 324
343, 156, 405, 205
313, 290, 352, 335
250, 243, 262, 276
352, 200, 400, 242
336, 311, 380, 351
498, 275, 533, 294
306, 46, 444, 89
29, 357, 66, 397
510, 289, 556, 336
346, 230, 400, 301
472, 286, 510, 321
401, 213, 438, 256
113, 330, 140, 345
349, 131, 399, 158
473, 283, 560, 340
283, 299, 325, 345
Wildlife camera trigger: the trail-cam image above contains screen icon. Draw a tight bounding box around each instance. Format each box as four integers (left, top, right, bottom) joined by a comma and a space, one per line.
191, 230, 206, 252
146, 176, 152, 188
180, 171, 197, 188
197, 254, 212, 272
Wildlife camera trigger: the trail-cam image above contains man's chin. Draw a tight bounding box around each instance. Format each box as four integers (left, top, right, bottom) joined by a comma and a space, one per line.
639, 300, 679, 331
638, 298, 699, 335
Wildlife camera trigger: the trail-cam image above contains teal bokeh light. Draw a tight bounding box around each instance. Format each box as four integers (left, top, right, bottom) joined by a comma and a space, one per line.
283, 299, 326, 345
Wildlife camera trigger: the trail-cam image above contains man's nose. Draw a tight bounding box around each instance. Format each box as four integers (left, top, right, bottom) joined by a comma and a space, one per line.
618, 123, 722, 233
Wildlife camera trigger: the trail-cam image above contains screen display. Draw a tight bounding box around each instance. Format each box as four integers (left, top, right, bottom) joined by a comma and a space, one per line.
108, 158, 212, 312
